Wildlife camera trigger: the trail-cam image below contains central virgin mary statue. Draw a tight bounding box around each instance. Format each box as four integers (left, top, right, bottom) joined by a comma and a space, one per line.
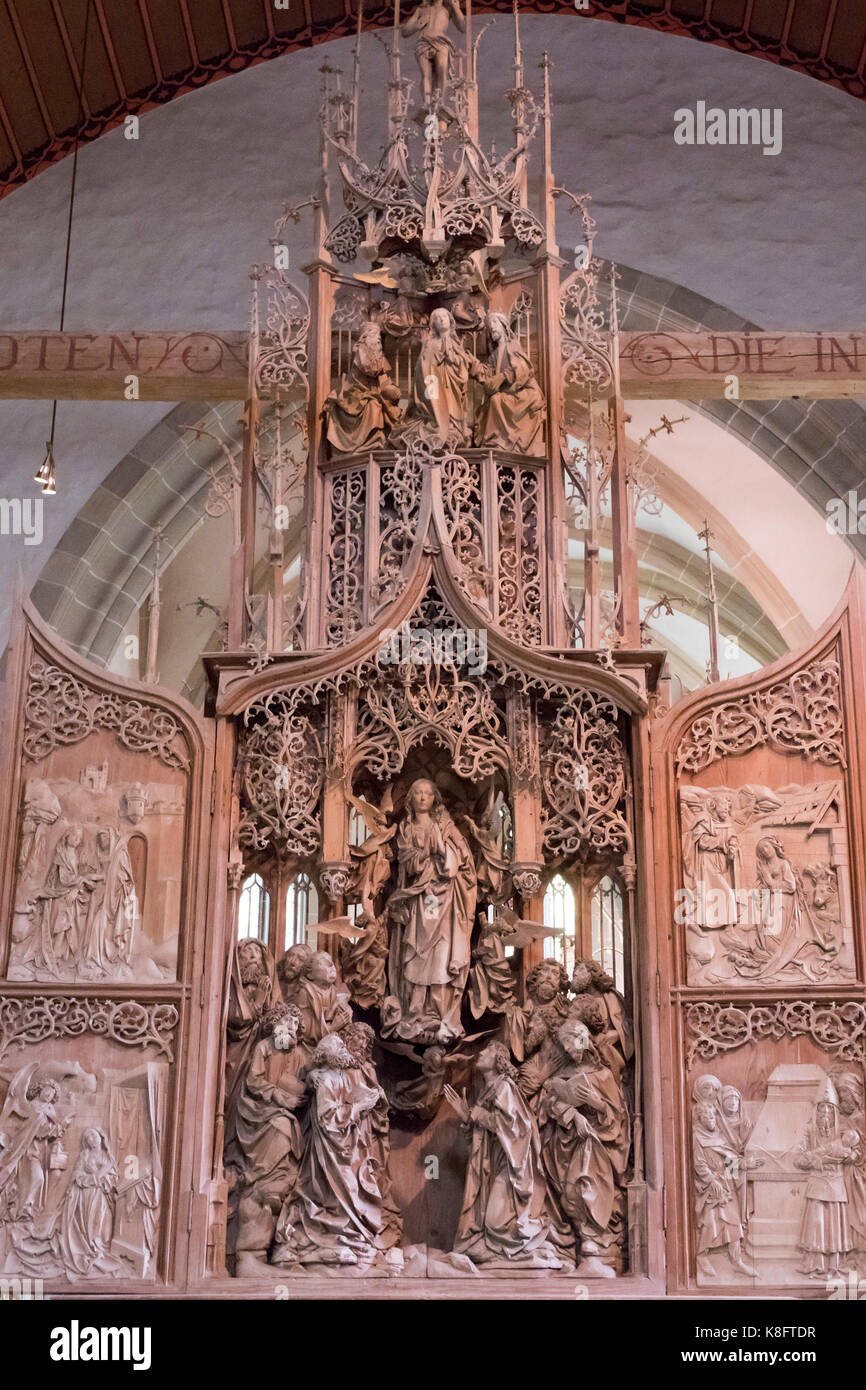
382, 779, 477, 1043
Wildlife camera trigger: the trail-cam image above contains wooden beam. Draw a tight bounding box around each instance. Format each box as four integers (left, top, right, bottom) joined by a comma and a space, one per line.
1, 328, 865, 402
618, 329, 866, 400
0, 329, 250, 401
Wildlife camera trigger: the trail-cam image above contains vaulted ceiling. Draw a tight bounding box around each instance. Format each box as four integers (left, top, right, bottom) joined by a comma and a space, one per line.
1, 0, 865, 200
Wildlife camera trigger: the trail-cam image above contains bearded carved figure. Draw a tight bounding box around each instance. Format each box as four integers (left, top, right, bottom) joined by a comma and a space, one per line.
324, 323, 402, 454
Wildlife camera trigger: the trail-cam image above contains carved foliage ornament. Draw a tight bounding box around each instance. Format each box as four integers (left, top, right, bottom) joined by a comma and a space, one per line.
676, 658, 845, 775
24, 659, 191, 772
685, 999, 866, 1067
238, 688, 324, 855
540, 688, 631, 861
255, 270, 310, 393
0, 995, 180, 1062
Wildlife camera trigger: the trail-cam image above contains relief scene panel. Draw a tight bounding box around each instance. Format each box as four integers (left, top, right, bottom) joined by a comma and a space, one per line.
678, 781, 855, 988
8, 762, 186, 984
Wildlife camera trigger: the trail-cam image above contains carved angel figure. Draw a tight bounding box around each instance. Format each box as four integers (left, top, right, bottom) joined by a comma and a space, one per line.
324, 323, 402, 454
474, 312, 545, 455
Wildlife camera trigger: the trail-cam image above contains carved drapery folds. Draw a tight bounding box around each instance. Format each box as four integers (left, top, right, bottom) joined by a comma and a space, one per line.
0, 995, 180, 1062
23, 659, 190, 772
238, 688, 324, 854
676, 657, 846, 774
685, 999, 866, 1067
540, 687, 631, 862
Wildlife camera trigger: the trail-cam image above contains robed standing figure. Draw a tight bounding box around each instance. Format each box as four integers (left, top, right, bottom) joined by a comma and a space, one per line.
383, 778, 477, 1042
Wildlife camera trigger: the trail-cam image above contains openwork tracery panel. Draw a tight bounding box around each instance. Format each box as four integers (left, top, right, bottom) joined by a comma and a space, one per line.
373, 450, 423, 608
539, 686, 631, 861
23, 657, 191, 771
675, 656, 845, 773
496, 463, 542, 645
324, 467, 366, 646
238, 688, 325, 854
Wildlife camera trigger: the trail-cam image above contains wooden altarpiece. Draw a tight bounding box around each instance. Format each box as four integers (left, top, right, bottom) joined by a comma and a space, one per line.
0, 3, 863, 1299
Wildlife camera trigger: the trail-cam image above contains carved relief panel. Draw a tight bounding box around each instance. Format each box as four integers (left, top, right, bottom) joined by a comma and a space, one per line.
0, 1000, 178, 1283
685, 1018, 866, 1289
655, 586, 866, 1294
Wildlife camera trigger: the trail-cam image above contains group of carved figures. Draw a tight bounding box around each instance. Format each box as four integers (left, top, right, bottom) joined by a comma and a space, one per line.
224, 934, 633, 1276
692, 1070, 866, 1282
12, 820, 139, 982
324, 309, 545, 457
0, 1060, 159, 1281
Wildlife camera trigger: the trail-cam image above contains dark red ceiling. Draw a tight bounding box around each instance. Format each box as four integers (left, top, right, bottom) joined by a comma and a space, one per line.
1, 0, 864, 201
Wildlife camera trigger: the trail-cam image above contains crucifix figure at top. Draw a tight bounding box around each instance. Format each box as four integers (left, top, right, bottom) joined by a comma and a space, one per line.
402, 0, 466, 108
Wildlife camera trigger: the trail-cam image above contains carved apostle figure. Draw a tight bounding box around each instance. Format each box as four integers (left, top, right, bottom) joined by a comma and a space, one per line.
340, 1022, 403, 1249
795, 1077, 858, 1279
277, 941, 313, 1005
401, 0, 465, 107
537, 1018, 629, 1276
382, 778, 477, 1043
225, 1003, 307, 1271
403, 308, 481, 446
292, 950, 352, 1063
474, 311, 545, 455
271, 1033, 399, 1269
324, 322, 402, 454
569, 958, 634, 1073
516, 959, 570, 1089
444, 1041, 565, 1270
224, 939, 277, 1152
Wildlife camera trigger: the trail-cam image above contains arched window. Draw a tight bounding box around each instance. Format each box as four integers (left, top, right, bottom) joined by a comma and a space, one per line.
286, 871, 318, 947
542, 873, 576, 978
591, 874, 625, 993
238, 873, 270, 944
